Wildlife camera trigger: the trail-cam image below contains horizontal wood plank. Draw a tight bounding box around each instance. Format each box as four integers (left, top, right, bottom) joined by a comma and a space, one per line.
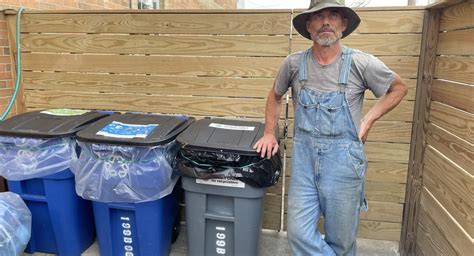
417, 205, 458, 256
429, 101, 474, 144
364, 121, 413, 143
365, 142, 411, 164
21, 13, 292, 35
264, 194, 282, 213
23, 72, 273, 98
423, 146, 474, 238
263, 211, 281, 230
431, 79, 474, 113
357, 220, 401, 241
372, 56, 420, 79
21, 34, 290, 57
20, 10, 422, 35
365, 181, 406, 203
426, 123, 473, 175
420, 188, 473, 255
355, 10, 424, 34
366, 99, 414, 122
360, 201, 403, 223
21, 53, 419, 79
24, 90, 270, 118
365, 163, 408, 183
292, 34, 422, 56
440, 2, 474, 31
22, 53, 284, 78
437, 28, 474, 56
434, 56, 474, 85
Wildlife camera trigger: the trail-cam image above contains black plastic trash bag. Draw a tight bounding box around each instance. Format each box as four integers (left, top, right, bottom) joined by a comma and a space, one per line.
176, 148, 281, 188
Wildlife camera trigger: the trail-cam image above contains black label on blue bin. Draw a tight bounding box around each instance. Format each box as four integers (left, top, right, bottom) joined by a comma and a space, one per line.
96, 121, 158, 139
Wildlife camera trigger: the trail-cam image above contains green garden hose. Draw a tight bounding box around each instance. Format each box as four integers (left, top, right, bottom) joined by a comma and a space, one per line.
0, 7, 25, 121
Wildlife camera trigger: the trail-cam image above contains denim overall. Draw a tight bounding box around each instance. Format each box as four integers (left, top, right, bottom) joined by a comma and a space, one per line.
287, 48, 368, 256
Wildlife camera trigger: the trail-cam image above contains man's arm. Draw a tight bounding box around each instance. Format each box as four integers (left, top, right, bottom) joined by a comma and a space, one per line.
359, 74, 408, 142
253, 85, 284, 159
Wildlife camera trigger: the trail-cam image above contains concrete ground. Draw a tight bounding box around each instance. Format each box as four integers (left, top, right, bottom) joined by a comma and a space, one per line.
28, 226, 400, 256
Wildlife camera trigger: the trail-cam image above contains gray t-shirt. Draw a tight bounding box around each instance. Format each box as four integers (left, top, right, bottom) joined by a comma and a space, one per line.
274, 48, 395, 132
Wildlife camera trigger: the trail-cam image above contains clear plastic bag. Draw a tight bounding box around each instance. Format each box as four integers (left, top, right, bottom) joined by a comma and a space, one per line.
71, 140, 179, 203
0, 192, 32, 256
0, 136, 74, 180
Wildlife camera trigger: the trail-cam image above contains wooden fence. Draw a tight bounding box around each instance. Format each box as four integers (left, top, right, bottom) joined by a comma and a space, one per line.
401, 1, 473, 255
4, 7, 425, 241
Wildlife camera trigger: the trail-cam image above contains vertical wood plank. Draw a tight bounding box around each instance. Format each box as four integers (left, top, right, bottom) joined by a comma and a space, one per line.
400, 9, 440, 256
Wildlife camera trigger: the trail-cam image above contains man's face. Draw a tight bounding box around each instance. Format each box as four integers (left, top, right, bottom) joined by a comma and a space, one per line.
306, 9, 348, 46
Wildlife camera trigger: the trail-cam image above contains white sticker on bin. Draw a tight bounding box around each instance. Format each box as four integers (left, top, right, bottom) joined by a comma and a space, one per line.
96, 121, 158, 139
41, 109, 90, 116
209, 123, 255, 131
196, 178, 245, 188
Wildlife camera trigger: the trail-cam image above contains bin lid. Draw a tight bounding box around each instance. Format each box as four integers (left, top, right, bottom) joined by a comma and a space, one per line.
176, 118, 267, 155
0, 109, 109, 138
76, 113, 195, 146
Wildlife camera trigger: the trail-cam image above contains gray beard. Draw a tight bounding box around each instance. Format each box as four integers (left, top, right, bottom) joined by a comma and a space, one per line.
315, 36, 339, 46
311, 31, 343, 46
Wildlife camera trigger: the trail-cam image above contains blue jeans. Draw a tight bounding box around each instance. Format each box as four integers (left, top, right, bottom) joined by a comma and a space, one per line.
288, 135, 367, 256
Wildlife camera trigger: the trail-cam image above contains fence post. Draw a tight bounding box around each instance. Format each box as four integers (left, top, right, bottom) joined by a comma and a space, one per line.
399, 6, 441, 256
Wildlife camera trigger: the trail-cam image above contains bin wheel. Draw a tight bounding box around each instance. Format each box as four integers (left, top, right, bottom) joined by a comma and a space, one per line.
171, 214, 181, 243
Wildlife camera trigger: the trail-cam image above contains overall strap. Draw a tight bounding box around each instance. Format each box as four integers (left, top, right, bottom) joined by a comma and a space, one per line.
298, 48, 312, 86
338, 47, 354, 86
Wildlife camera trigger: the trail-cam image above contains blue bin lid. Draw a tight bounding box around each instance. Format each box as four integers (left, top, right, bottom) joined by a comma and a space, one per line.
0, 109, 109, 138
76, 113, 194, 146
176, 118, 268, 155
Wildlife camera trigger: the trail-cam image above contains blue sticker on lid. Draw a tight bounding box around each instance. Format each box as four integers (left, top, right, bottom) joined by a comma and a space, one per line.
96, 121, 158, 139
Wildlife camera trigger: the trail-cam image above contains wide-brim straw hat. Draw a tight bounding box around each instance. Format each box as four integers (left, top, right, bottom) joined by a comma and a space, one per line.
293, 0, 361, 40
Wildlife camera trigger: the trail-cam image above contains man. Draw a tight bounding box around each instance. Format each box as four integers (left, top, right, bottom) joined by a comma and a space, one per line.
253, 0, 407, 255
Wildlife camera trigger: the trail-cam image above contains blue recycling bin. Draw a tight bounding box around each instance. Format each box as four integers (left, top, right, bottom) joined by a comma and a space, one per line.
91, 186, 181, 256
0, 109, 109, 255
72, 113, 193, 256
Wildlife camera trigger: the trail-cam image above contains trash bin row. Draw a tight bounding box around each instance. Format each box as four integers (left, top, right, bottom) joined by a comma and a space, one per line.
0, 109, 281, 256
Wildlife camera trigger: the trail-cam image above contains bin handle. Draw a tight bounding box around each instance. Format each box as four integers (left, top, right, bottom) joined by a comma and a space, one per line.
204, 212, 235, 222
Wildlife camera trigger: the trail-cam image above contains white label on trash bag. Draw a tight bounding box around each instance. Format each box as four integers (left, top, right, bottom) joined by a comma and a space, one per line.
209, 123, 255, 131
96, 121, 158, 139
196, 178, 245, 188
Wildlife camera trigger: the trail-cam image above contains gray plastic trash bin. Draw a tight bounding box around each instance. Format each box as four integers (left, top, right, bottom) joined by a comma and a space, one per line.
176, 118, 281, 256
181, 176, 266, 256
